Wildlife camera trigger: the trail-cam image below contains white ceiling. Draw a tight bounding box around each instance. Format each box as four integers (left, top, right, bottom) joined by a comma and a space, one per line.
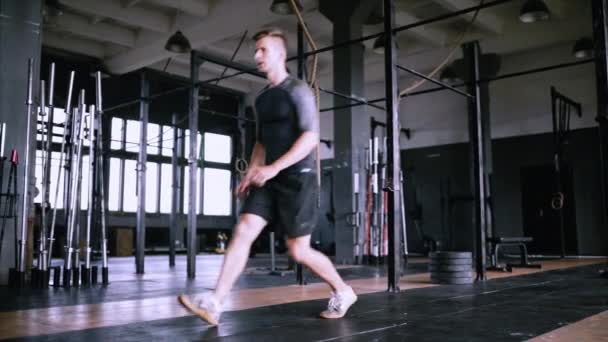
42, 0, 592, 94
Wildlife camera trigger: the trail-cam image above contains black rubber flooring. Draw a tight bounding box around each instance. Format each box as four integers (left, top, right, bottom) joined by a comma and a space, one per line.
6, 263, 607, 341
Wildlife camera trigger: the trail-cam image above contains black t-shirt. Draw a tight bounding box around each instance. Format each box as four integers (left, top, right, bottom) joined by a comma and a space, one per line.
254, 76, 318, 174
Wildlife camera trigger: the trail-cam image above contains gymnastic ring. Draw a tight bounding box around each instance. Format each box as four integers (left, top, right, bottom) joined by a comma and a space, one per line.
551, 192, 565, 210
235, 158, 248, 174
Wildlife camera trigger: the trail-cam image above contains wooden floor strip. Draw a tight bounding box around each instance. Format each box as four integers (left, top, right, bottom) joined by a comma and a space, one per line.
527, 310, 608, 342
0, 258, 604, 340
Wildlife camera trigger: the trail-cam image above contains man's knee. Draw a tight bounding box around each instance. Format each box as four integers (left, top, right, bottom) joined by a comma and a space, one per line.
289, 243, 311, 263
233, 214, 265, 245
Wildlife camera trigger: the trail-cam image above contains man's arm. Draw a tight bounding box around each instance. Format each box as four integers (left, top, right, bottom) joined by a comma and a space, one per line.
249, 142, 266, 168
268, 131, 318, 172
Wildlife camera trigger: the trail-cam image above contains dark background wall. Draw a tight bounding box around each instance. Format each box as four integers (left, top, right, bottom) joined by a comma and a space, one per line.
402, 127, 607, 256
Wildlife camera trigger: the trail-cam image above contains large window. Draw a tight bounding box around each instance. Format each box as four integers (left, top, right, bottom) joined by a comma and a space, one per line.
159, 164, 173, 214
108, 158, 121, 211
106, 118, 234, 217
123, 159, 137, 212
202, 132, 232, 216
203, 168, 231, 215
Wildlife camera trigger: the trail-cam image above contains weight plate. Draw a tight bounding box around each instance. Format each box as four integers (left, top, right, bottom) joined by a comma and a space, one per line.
429, 258, 473, 266
429, 264, 473, 272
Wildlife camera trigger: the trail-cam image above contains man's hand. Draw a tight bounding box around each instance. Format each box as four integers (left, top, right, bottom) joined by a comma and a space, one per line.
235, 164, 280, 198
236, 172, 253, 199
250, 165, 279, 187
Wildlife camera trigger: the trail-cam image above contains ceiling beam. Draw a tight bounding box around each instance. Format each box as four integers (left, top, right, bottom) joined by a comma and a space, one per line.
43, 31, 106, 58
432, 0, 504, 34
152, 59, 253, 93
172, 55, 266, 85
395, 10, 448, 47
104, 0, 276, 74
122, 0, 142, 8
148, 0, 209, 18
59, 0, 172, 33
49, 12, 137, 47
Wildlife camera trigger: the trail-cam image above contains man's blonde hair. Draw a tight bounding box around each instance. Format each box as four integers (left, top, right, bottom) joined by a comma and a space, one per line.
253, 28, 288, 53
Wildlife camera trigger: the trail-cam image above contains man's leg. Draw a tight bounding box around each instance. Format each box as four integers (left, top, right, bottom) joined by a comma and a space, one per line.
287, 234, 357, 319
178, 213, 266, 325
286, 234, 349, 292
213, 213, 267, 302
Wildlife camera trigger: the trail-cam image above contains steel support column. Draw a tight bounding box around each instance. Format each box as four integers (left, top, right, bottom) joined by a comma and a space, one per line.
135, 71, 149, 274
187, 52, 200, 279
169, 113, 181, 267
463, 42, 487, 281
383, 0, 402, 292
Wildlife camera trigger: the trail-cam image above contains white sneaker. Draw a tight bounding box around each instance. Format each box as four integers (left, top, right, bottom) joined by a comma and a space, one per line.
320, 286, 357, 319
178, 292, 222, 325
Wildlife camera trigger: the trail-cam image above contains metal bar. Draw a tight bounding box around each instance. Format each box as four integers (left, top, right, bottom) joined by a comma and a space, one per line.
200, 109, 256, 123
318, 87, 386, 111
187, 52, 200, 279
399, 170, 408, 257
169, 113, 180, 267
320, 60, 594, 113
42, 63, 55, 271
384, 0, 401, 292
487, 59, 594, 83
18, 58, 35, 274
136, 71, 149, 274
464, 42, 487, 281
49, 71, 74, 269
194, 50, 264, 79
371, 118, 411, 139
64, 91, 86, 281
396, 64, 473, 98
95, 72, 109, 284
85, 104, 95, 271
72, 92, 86, 284
287, 0, 515, 62
38, 79, 48, 273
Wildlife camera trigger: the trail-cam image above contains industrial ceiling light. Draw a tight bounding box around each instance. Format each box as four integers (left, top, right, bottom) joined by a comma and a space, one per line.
372, 34, 399, 55
572, 37, 594, 59
519, 0, 550, 23
270, 0, 302, 15
164, 31, 191, 53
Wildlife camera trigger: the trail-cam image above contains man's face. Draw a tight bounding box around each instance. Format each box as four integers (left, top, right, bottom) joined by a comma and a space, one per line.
254, 36, 286, 74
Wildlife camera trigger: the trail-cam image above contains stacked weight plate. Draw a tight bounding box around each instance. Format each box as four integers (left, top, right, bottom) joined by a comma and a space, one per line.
429, 251, 474, 285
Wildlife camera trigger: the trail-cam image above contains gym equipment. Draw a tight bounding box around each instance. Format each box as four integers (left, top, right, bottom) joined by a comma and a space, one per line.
429, 251, 473, 285
487, 237, 541, 272
2, 150, 19, 288
63, 89, 87, 287
47, 71, 75, 269
16, 59, 35, 287
550, 87, 582, 258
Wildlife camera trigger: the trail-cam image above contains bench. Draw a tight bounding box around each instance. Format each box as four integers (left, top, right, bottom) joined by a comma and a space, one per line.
487, 237, 542, 272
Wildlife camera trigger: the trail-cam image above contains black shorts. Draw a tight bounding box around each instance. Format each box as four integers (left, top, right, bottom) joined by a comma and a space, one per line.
240, 171, 318, 238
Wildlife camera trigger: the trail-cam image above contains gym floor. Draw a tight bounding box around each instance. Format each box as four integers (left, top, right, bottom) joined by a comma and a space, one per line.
1, 256, 606, 341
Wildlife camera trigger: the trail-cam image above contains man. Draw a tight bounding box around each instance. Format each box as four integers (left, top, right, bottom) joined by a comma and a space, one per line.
178, 28, 357, 326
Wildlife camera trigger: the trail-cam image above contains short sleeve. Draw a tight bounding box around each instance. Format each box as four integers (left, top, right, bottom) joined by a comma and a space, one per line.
290, 81, 319, 134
